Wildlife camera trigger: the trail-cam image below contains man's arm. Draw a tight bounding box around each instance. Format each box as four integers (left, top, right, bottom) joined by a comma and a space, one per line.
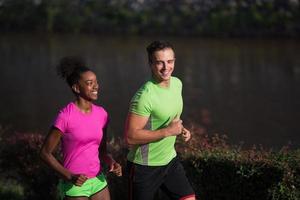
125, 112, 183, 145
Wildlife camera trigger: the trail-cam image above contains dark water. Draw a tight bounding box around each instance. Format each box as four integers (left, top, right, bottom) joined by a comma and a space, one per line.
0, 33, 299, 149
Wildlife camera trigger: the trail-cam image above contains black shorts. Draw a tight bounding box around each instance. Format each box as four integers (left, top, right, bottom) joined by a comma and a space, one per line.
127, 157, 195, 200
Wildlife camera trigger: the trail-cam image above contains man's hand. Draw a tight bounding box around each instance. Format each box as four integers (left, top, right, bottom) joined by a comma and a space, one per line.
166, 118, 183, 136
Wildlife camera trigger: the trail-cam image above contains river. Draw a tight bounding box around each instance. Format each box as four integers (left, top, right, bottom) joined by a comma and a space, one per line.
0, 33, 299, 149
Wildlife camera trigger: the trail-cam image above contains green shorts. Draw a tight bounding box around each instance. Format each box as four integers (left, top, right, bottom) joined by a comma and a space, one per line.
58, 173, 108, 199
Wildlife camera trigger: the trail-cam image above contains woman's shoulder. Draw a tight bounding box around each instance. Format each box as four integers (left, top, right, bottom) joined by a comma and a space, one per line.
92, 104, 108, 115
53, 102, 74, 126
57, 102, 75, 115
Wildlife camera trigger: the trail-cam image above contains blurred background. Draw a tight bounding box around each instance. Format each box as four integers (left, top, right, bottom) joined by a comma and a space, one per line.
0, 0, 299, 148
0, 0, 300, 199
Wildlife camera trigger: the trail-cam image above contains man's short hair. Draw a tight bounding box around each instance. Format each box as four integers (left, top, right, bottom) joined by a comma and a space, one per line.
146, 41, 174, 64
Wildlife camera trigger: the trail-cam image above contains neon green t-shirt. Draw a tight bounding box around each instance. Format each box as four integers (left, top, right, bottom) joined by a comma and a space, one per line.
127, 76, 183, 166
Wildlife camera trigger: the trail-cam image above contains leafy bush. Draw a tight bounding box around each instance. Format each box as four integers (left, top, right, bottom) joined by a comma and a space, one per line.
178, 124, 300, 200
0, 131, 58, 200
0, 123, 299, 200
0, 0, 299, 37
0, 179, 23, 200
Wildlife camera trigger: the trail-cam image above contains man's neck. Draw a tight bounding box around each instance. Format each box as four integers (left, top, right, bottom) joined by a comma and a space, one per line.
152, 76, 170, 88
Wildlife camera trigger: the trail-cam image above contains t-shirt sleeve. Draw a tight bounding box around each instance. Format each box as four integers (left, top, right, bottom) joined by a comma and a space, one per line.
53, 110, 68, 133
129, 87, 151, 116
103, 109, 110, 129
175, 77, 182, 90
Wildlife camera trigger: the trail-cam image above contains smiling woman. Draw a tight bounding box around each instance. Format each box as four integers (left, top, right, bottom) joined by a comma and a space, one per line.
39, 56, 122, 200
57, 56, 99, 104
73, 70, 99, 105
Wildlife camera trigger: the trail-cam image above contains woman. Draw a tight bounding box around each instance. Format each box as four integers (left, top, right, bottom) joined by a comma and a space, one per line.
40, 56, 122, 200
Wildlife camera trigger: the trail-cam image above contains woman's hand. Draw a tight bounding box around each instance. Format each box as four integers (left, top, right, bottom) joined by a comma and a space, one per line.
109, 162, 122, 177
70, 174, 88, 186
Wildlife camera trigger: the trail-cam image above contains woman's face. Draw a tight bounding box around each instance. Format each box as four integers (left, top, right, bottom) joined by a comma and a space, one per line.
150, 48, 175, 85
74, 71, 99, 101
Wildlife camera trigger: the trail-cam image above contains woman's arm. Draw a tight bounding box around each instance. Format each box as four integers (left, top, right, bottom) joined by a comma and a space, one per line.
99, 127, 122, 176
40, 127, 87, 186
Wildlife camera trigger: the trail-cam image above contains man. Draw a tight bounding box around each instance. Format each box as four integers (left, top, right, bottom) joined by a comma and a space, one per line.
124, 41, 196, 200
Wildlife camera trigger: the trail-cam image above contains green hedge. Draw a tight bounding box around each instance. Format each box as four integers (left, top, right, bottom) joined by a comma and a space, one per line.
184, 155, 299, 200
0, 127, 299, 200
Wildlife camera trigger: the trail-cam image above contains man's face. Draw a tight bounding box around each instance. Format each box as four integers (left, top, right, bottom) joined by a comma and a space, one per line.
150, 48, 175, 85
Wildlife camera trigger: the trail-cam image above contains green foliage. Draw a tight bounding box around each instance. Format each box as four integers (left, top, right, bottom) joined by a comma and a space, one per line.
0, 0, 299, 36
183, 154, 285, 200
0, 179, 23, 200
177, 124, 300, 200
0, 124, 299, 199
0, 130, 58, 200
